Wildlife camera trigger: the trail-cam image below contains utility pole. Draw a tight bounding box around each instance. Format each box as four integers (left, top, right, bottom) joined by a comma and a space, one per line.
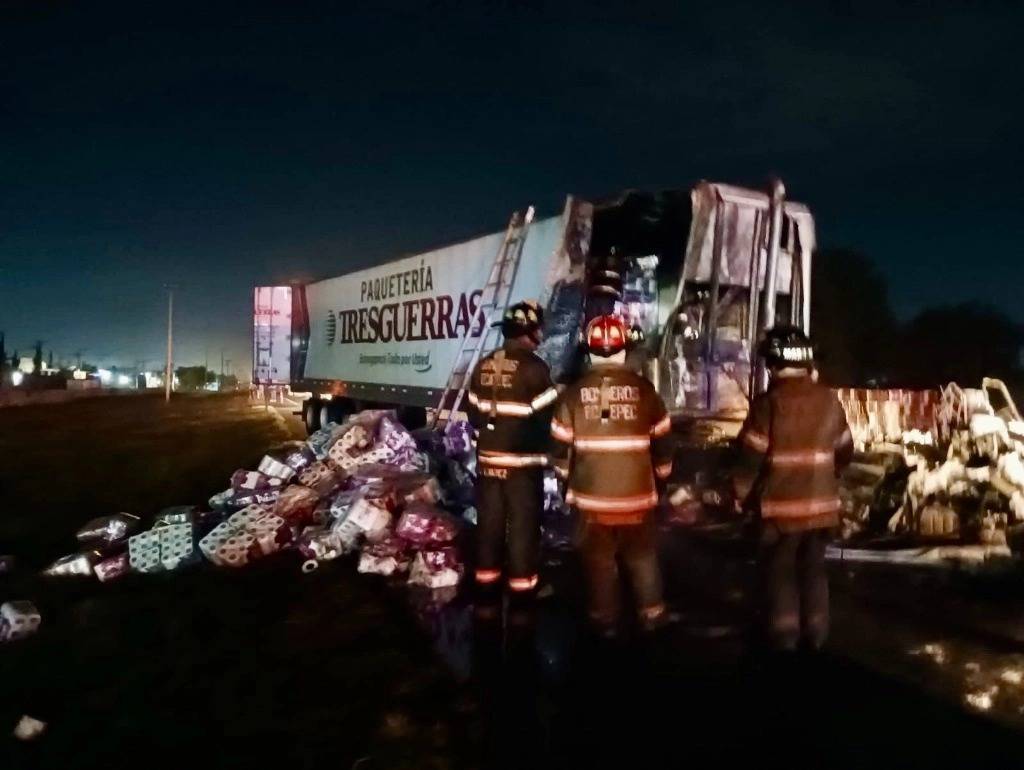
164, 285, 176, 403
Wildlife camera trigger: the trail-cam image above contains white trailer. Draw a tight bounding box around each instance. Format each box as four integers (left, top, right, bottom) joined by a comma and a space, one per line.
253, 181, 816, 435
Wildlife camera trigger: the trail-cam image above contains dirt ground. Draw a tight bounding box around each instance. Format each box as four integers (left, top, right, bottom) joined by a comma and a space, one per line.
3, 393, 1024, 769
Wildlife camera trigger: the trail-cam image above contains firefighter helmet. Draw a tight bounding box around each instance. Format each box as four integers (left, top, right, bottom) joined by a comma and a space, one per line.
500, 300, 544, 340
585, 315, 628, 357
758, 325, 815, 368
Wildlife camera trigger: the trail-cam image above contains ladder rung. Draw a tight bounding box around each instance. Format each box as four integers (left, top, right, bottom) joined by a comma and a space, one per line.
431, 205, 535, 430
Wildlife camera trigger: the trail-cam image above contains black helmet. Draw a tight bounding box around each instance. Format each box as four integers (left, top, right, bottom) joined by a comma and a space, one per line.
758, 325, 814, 368
500, 300, 544, 340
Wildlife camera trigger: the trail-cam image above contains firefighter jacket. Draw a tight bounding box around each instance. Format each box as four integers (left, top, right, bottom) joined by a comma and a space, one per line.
466, 340, 559, 470
551, 364, 673, 525
735, 373, 854, 533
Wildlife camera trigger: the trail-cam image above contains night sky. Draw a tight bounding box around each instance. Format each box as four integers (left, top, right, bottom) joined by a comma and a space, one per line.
3, 0, 1021, 373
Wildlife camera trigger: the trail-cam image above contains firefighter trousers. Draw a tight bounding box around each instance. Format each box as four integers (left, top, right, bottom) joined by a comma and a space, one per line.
580, 514, 664, 627
757, 524, 829, 651
475, 465, 543, 592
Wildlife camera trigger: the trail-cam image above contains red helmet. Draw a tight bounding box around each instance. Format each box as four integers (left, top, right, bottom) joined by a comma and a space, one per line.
585, 315, 628, 357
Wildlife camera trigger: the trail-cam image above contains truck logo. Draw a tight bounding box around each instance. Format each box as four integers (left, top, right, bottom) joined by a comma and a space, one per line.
325, 310, 337, 345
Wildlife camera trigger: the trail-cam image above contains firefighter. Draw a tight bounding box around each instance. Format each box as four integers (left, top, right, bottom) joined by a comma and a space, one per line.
551, 314, 674, 634
734, 326, 854, 653
467, 300, 559, 598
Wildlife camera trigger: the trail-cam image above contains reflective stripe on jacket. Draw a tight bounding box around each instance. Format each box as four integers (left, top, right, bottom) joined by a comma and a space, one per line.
735, 374, 854, 532
551, 364, 673, 525
467, 341, 556, 469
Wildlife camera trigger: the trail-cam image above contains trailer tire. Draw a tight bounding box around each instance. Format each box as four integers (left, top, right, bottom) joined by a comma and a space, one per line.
303, 399, 322, 435
322, 399, 355, 427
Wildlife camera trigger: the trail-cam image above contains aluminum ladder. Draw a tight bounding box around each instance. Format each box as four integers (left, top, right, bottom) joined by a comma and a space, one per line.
431, 206, 535, 429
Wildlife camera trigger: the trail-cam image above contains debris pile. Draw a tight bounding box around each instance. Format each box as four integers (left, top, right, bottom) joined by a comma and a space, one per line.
205, 411, 474, 586
3, 410, 479, 640
836, 380, 1024, 562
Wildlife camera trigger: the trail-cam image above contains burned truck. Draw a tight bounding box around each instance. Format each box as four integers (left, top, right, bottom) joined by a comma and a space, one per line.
252, 179, 816, 436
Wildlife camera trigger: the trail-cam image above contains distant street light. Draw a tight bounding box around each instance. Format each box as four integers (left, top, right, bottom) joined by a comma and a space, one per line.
164, 285, 176, 403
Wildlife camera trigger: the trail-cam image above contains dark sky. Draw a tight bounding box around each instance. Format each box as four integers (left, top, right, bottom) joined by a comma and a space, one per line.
2, 0, 1021, 372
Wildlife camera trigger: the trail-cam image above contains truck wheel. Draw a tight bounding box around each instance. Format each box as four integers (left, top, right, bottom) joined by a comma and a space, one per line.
303, 399, 322, 435
320, 401, 351, 428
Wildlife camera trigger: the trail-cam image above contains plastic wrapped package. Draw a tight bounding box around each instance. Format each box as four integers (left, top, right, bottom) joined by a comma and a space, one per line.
358, 445, 398, 466
230, 470, 284, 493
297, 526, 348, 561
208, 488, 235, 510
358, 533, 413, 576
327, 442, 362, 472
412, 427, 446, 456
306, 425, 336, 460
346, 496, 392, 537
43, 551, 97, 577
442, 420, 475, 460
361, 481, 402, 512
311, 498, 332, 526
377, 415, 419, 455
407, 451, 434, 472
214, 533, 257, 568
329, 515, 364, 552
157, 523, 194, 570
227, 504, 271, 530
94, 552, 131, 582
389, 473, 442, 506
273, 484, 320, 526
330, 410, 395, 444
395, 503, 460, 546
75, 513, 141, 546
298, 461, 343, 498
283, 444, 317, 473
258, 454, 297, 482
329, 424, 372, 455
357, 552, 404, 575
350, 463, 411, 485
401, 475, 442, 505
199, 521, 237, 566
0, 601, 41, 642
541, 470, 572, 548
228, 487, 281, 509
128, 528, 161, 573
248, 514, 292, 556
154, 506, 196, 527
337, 422, 373, 448
349, 467, 438, 504
417, 546, 461, 571
128, 522, 195, 574
408, 548, 462, 588
329, 488, 363, 521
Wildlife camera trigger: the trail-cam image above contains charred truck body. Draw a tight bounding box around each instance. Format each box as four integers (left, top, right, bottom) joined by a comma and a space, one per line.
253, 180, 815, 437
